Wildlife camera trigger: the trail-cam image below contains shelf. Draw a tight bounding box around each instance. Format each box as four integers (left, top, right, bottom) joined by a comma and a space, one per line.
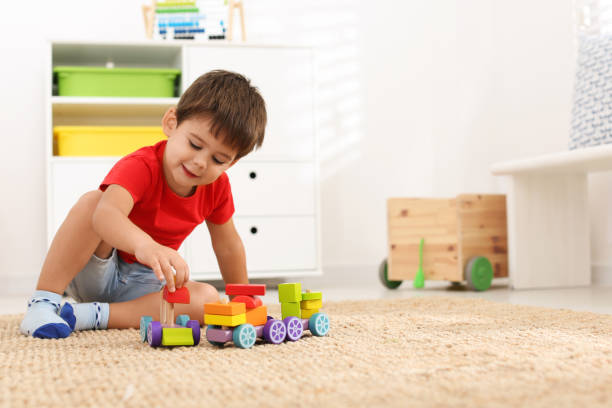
52, 96, 179, 105
52, 97, 177, 126
50, 156, 120, 163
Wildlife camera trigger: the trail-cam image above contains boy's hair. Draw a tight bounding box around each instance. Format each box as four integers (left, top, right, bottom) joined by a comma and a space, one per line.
176, 70, 267, 159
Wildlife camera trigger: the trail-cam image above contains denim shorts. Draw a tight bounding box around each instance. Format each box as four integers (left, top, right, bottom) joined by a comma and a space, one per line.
65, 249, 164, 303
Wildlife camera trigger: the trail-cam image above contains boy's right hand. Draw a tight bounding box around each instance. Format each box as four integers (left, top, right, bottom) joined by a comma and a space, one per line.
134, 240, 189, 292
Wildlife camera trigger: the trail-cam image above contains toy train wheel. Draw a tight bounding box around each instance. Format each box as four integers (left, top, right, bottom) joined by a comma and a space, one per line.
206, 325, 225, 347
465, 256, 494, 291
147, 321, 162, 347
175, 314, 190, 326
263, 319, 286, 344
140, 316, 153, 342
309, 313, 330, 336
283, 316, 303, 341
186, 320, 200, 345
378, 258, 402, 289
233, 324, 257, 349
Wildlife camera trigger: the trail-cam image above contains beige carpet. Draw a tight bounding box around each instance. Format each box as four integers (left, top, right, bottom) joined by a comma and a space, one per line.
1, 297, 612, 408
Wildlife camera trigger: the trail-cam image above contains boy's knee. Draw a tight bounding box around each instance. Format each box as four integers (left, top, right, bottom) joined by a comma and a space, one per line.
72, 190, 102, 214
189, 282, 219, 305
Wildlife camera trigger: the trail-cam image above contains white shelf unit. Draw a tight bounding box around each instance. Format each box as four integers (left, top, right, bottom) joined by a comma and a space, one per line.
46, 40, 321, 281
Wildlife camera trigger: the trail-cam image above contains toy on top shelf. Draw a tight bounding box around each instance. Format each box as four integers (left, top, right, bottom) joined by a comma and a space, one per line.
204, 283, 330, 349
380, 194, 508, 291
139, 284, 201, 347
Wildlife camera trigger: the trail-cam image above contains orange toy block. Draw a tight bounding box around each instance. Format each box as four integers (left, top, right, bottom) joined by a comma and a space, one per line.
226, 284, 266, 296
231, 295, 263, 309
204, 301, 246, 316
163, 286, 190, 304
245, 305, 267, 326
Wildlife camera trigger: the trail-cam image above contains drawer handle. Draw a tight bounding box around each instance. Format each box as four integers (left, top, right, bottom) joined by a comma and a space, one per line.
250, 226, 258, 234
249, 171, 257, 179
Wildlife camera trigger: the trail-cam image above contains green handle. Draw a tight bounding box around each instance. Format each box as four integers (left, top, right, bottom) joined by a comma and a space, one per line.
414, 238, 425, 288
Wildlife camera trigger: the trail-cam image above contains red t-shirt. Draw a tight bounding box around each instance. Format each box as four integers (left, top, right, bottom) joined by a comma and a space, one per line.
99, 140, 234, 264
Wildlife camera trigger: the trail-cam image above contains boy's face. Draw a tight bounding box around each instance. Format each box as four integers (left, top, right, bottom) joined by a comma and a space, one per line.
162, 107, 238, 197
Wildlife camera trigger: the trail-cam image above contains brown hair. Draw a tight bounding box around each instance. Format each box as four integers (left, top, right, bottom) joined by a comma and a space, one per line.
176, 70, 266, 159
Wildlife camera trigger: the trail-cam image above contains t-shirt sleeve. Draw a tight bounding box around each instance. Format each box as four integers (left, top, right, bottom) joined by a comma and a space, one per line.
207, 172, 235, 224
99, 156, 153, 204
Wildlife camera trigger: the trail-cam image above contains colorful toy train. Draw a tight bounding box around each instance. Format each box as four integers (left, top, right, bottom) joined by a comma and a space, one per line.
140, 282, 330, 349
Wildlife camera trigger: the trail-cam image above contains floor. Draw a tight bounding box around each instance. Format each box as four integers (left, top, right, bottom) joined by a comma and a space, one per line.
3, 276, 612, 315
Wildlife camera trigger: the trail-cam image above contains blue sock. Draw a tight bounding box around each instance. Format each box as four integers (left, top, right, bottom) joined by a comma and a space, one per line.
20, 290, 72, 339
59, 302, 109, 331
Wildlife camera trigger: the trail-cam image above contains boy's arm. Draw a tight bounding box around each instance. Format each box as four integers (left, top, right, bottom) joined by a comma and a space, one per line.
206, 218, 248, 285
92, 184, 189, 291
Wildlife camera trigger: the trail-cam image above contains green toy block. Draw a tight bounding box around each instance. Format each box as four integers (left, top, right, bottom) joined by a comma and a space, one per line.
161, 327, 194, 346
281, 302, 301, 319
278, 283, 302, 303
301, 291, 322, 301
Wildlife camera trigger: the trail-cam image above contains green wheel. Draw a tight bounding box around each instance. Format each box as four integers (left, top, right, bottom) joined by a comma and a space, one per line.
465, 256, 493, 291
378, 258, 402, 289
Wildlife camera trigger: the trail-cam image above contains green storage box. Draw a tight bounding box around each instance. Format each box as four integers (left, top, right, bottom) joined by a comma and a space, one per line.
54, 66, 181, 97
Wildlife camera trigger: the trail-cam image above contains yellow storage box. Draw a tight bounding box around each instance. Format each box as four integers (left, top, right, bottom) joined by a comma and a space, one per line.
53, 126, 166, 156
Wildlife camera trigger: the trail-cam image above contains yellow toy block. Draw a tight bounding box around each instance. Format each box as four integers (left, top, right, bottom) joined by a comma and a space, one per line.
300, 299, 323, 310
204, 313, 246, 327
245, 305, 267, 326
300, 308, 319, 319
161, 327, 194, 346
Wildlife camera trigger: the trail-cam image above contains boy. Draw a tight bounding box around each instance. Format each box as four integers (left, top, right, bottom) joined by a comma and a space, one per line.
21, 70, 267, 338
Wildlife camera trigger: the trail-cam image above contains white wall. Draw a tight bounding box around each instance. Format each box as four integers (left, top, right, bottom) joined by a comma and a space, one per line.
0, 0, 577, 294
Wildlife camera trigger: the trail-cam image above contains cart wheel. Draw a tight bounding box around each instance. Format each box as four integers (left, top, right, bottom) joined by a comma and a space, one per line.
175, 314, 190, 326
263, 319, 286, 344
283, 316, 304, 341
206, 325, 225, 347
233, 324, 257, 349
186, 320, 200, 345
140, 316, 153, 342
378, 258, 402, 289
147, 321, 163, 347
465, 256, 494, 291
309, 312, 330, 336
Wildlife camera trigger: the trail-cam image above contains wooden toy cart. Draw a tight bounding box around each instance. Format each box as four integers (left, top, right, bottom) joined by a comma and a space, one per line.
380, 194, 508, 291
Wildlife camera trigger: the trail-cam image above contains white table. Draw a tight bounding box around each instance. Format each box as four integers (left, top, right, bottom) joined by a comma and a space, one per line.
491, 144, 612, 289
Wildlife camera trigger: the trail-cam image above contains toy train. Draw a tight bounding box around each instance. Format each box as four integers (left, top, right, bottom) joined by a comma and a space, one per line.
140, 282, 329, 349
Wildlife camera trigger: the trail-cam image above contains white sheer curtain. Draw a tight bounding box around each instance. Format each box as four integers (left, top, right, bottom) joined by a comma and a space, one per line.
576, 0, 612, 34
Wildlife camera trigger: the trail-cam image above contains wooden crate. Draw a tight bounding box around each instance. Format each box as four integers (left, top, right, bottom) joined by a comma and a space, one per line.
387, 194, 508, 282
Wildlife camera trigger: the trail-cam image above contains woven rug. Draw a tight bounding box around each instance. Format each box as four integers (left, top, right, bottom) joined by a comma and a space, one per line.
1, 297, 612, 408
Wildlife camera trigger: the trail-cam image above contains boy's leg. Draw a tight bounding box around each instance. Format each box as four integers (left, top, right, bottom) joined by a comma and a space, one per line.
37, 190, 112, 294
107, 281, 220, 329
21, 190, 111, 338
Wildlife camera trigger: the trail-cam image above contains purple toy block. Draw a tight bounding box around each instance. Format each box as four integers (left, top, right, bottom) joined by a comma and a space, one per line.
301, 318, 309, 331
206, 327, 233, 343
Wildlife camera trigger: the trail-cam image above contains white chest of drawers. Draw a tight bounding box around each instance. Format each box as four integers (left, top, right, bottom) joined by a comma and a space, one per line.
46, 41, 321, 280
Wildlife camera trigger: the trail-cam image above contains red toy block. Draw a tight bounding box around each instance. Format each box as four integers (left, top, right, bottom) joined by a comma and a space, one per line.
231, 295, 263, 309
225, 284, 266, 296
163, 286, 190, 304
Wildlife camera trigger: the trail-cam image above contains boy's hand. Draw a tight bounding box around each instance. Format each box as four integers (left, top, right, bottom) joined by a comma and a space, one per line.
134, 240, 189, 292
